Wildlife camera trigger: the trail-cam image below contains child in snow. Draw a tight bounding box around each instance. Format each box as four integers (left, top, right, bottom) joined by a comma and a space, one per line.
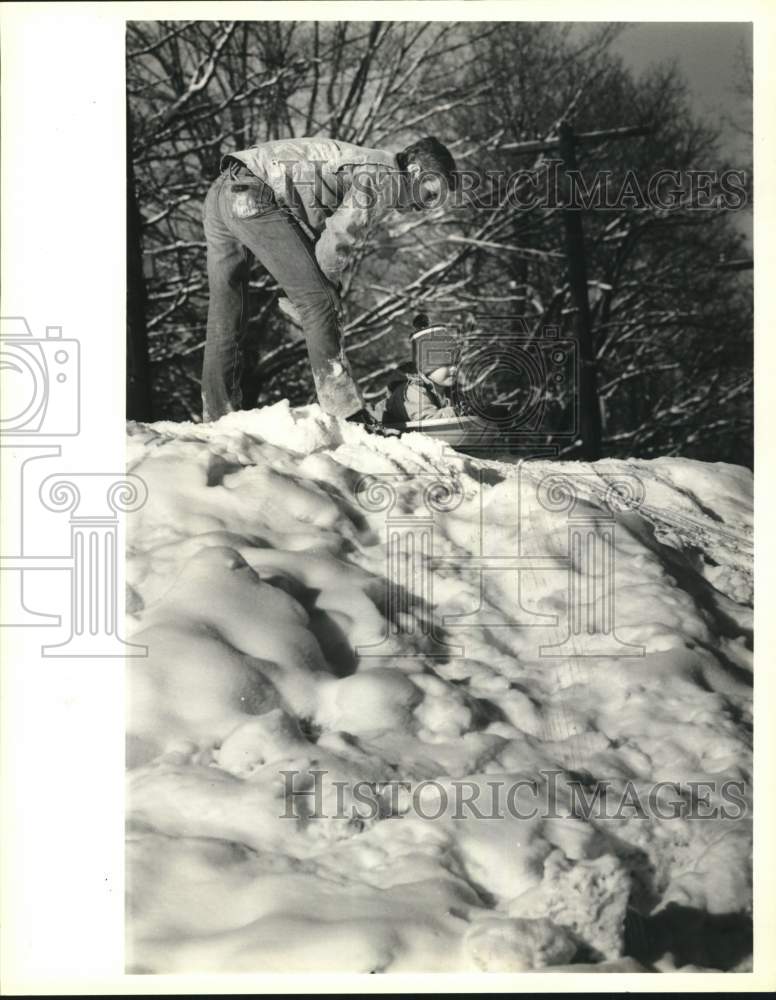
379, 315, 459, 425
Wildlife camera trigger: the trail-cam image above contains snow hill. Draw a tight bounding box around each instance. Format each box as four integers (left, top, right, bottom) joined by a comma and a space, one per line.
125, 402, 753, 973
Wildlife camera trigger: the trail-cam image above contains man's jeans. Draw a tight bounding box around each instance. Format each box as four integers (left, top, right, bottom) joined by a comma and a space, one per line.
201, 161, 363, 422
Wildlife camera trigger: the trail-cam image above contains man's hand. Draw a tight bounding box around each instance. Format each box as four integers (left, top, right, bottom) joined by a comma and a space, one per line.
278, 297, 301, 326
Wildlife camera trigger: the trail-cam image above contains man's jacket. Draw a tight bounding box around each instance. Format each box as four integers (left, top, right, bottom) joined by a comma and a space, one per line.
225, 137, 401, 282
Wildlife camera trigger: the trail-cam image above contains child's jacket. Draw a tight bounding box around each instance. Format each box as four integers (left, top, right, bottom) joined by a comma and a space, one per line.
380, 363, 457, 424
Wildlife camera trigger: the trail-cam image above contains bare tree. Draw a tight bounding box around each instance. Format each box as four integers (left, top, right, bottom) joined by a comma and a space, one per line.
126, 20, 752, 464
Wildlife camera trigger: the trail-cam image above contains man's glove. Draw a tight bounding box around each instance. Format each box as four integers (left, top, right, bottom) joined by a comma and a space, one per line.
346, 407, 401, 437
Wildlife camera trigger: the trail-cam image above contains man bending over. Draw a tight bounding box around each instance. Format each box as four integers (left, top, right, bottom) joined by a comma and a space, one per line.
201, 135, 457, 425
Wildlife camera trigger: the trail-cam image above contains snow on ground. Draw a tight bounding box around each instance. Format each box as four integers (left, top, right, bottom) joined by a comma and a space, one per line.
124, 402, 753, 973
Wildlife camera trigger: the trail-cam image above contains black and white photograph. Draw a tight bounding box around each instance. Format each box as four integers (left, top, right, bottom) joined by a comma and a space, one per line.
1, 2, 773, 993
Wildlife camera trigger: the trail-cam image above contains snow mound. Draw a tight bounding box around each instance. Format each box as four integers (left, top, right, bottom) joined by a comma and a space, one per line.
125, 402, 753, 973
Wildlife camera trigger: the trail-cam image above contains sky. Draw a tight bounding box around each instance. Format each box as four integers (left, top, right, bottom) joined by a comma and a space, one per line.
611, 22, 752, 161
610, 22, 753, 245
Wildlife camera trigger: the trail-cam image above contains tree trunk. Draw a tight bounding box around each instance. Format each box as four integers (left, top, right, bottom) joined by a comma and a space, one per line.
126, 99, 153, 421
558, 122, 601, 460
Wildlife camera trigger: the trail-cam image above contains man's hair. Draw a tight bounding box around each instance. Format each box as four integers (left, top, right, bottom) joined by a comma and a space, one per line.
400, 137, 457, 192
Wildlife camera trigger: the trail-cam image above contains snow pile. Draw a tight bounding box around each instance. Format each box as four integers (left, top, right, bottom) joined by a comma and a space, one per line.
125, 402, 753, 973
